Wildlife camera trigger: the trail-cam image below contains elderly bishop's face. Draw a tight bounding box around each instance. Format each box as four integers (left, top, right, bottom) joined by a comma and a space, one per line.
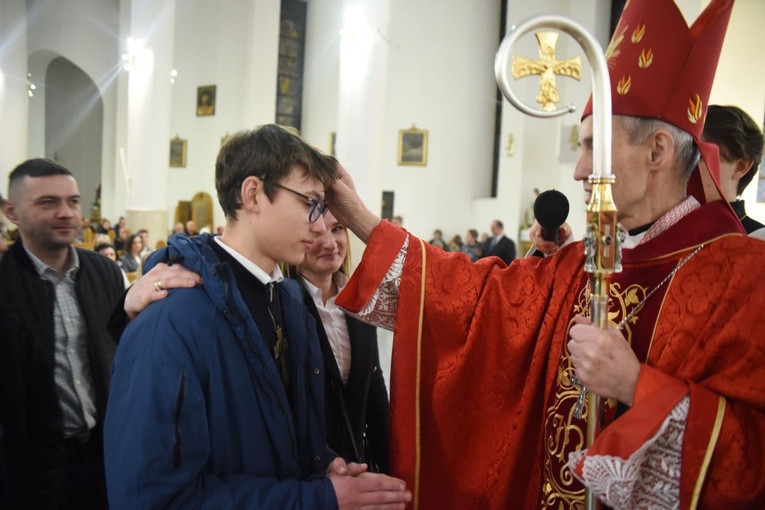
573, 116, 652, 231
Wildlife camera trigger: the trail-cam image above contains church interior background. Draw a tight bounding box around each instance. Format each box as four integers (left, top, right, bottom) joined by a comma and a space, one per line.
2, 0, 763, 376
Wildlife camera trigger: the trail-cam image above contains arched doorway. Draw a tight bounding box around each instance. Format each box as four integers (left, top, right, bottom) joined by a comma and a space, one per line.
43, 56, 104, 215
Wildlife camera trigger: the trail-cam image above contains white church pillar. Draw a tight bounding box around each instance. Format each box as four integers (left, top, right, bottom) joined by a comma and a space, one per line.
337, 0, 391, 251
121, 0, 176, 248
0, 0, 28, 186
242, 0, 280, 126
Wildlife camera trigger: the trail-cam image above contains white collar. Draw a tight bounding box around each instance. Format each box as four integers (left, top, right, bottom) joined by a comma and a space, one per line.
301, 271, 348, 301
213, 236, 283, 285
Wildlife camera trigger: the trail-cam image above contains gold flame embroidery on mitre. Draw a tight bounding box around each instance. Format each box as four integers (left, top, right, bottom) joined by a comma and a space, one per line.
638, 48, 653, 69
687, 94, 703, 124
617, 75, 632, 95
631, 23, 646, 43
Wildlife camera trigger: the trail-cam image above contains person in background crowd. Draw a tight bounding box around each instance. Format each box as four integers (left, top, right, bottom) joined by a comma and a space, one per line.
447, 234, 463, 252
81, 217, 96, 235
481, 219, 516, 264
136, 228, 152, 257
428, 229, 446, 250
184, 219, 197, 236
95, 243, 131, 289
117, 233, 143, 274
460, 228, 482, 262
114, 216, 127, 237
390, 215, 403, 227
96, 218, 111, 234
113, 226, 127, 252
92, 233, 111, 248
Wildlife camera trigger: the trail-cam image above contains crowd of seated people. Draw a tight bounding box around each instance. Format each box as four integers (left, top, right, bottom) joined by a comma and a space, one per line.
423, 221, 517, 264
423, 226, 486, 262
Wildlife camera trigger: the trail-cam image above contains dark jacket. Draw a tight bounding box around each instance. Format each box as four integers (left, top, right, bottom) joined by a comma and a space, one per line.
0, 239, 123, 508
482, 235, 516, 264
104, 234, 338, 509
731, 199, 765, 235
0, 240, 123, 421
117, 252, 141, 273
0, 304, 63, 509
302, 288, 391, 473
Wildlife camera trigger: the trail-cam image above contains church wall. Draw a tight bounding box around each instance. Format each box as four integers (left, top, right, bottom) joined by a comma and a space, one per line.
22, 0, 120, 218
45, 58, 104, 213
370, 0, 502, 243
166, 0, 280, 232
303, 0, 503, 245
301, 0, 341, 157
0, 0, 28, 189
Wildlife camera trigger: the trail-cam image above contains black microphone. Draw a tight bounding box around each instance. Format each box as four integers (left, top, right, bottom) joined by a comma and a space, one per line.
533, 189, 570, 243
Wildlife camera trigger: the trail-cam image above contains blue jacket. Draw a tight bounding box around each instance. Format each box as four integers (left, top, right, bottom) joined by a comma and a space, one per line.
104, 234, 338, 509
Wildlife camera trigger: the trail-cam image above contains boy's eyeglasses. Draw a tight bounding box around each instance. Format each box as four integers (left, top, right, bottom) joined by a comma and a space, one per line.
269, 182, 329, 223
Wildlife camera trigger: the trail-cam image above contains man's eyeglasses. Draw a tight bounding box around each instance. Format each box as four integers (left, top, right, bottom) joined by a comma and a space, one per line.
269, 182, 329, 223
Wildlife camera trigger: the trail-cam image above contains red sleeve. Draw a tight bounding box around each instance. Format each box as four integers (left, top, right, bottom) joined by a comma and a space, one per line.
336, 220, 408, 313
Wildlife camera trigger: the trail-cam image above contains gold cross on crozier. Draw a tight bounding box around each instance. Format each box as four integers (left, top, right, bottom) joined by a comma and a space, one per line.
512, 32, 582, 112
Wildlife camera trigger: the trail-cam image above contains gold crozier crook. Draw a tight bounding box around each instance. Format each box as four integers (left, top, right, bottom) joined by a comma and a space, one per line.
495, 15, 621, 510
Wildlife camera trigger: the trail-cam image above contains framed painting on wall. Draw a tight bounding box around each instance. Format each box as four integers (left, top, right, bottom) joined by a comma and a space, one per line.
196, 85, 216, 116
397, 126, 428, 166
169, 137, 187, 167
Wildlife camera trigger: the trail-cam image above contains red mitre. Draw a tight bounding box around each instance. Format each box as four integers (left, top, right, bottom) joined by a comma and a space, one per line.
582, 0, 736, 206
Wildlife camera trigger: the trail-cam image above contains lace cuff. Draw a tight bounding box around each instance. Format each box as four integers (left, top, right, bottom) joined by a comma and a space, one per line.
345, 236, 409, 331
568, 396, 689, 510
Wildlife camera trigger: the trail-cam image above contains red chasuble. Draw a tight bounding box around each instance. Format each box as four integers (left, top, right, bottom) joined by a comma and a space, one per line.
337, 200, 765, 510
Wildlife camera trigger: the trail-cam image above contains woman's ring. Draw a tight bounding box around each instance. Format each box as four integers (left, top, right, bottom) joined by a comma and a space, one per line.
154, 279, 164, 292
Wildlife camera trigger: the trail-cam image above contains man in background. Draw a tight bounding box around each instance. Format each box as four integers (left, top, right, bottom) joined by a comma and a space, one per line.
481, 219, 516, 263
184, 219, 197, 236
136, 228, 152, 257
0, 159, 124, 508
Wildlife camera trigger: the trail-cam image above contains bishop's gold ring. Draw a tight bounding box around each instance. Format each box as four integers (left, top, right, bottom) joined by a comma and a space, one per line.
154, 279, 164, 292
